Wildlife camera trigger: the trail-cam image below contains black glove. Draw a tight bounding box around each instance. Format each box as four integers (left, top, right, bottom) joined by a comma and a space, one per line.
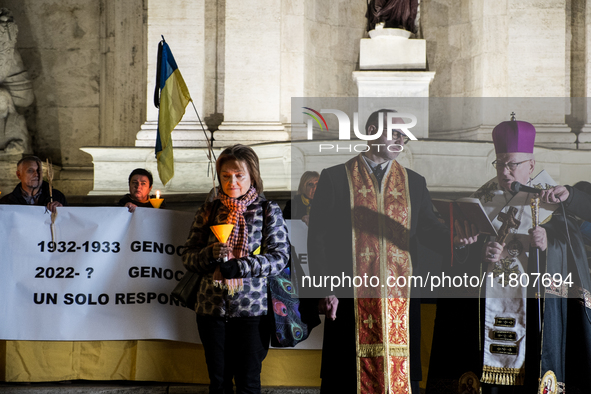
220, 259, 241, 279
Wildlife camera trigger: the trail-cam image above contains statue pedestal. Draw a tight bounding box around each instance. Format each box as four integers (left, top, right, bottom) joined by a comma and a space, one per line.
352, 71, 435, 139
354, 29, 434, 139
360, 38, 426, 70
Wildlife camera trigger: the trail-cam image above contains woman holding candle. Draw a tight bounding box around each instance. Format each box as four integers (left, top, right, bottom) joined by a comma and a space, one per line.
182, 144, 290, 394
118, 168, 165, 211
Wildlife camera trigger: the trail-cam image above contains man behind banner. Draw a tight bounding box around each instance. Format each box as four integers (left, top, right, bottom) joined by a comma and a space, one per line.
0, 156, 66, 212
307, 109, 453, 394
118, 168, 164, 212
427, 117, 591, 393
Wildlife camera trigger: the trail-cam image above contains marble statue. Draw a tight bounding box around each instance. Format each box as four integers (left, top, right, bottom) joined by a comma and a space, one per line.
0, 8, 34, 155
366, 0, 419, 33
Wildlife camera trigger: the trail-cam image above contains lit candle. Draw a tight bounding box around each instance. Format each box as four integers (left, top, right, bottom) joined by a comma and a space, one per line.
149, 190, 164, 208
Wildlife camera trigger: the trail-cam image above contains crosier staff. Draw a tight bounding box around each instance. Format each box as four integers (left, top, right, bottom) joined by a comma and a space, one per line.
46, 158, 54, 202
46, 158, 57, 242
531, 196, 541, 334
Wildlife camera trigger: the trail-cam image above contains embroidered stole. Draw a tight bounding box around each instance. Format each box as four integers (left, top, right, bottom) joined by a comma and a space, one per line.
345, 155, 412, 394
472, 171, 557, 385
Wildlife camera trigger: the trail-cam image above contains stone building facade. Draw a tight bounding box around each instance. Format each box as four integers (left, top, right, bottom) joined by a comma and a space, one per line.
0, 0, 590, 196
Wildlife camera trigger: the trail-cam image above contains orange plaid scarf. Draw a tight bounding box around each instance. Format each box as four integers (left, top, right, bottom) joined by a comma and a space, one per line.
213, 186, 258, 295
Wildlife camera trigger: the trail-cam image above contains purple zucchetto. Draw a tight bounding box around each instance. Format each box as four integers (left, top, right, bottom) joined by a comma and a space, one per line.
492, 117, 536, 154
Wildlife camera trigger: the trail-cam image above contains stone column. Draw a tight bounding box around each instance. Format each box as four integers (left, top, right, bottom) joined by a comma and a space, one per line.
100, 0, 146, 147
135, 0, 210, 148
577, 0, 591, 148
280, 0, 306, 139
506, 1, 574, 148
214, 0, 289, 145
469, 1, 569, 99
424, 1, 575, 148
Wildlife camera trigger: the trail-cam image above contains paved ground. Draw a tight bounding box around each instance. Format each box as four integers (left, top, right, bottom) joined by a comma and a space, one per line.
0, 381, 321, 394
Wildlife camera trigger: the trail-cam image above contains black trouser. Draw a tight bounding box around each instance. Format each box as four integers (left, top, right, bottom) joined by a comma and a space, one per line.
197, 314, 271, 394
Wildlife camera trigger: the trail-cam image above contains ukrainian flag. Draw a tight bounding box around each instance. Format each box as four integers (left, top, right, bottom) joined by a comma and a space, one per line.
154, 39, 191, 185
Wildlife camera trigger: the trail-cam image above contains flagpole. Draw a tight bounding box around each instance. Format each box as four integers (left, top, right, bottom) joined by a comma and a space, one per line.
154, 35, 216, 189
189, 100, 217, 193
158, 36, 216, 174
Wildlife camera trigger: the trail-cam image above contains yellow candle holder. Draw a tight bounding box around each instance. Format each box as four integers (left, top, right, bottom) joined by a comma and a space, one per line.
149, 190, 163, 208
211, 224, 234, 262
149, 198, 164, 208
211, 224, 234, 243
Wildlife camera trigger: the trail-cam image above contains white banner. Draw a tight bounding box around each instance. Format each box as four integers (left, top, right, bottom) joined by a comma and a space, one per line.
286, 219, 310, 276
0, 205, 199, 342
0, 207, 324, 348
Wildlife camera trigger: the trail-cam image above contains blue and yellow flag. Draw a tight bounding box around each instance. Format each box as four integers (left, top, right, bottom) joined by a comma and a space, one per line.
154, 39, 191, 185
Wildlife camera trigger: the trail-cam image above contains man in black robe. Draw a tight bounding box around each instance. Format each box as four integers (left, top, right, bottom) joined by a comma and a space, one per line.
307, 109, 452, 394
427, 118, 591, 393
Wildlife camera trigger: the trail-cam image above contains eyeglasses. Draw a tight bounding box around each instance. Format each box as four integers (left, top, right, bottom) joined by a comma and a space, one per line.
491, 160, 530, 171
392, 131, 410, 143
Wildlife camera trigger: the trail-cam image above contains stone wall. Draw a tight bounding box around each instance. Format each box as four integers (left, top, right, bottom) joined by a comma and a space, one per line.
421, 0, 591, 148
2, 1, 146, 196
303, 0, 366, 98
9, 1, 100, 195
422, 0, 568, 98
